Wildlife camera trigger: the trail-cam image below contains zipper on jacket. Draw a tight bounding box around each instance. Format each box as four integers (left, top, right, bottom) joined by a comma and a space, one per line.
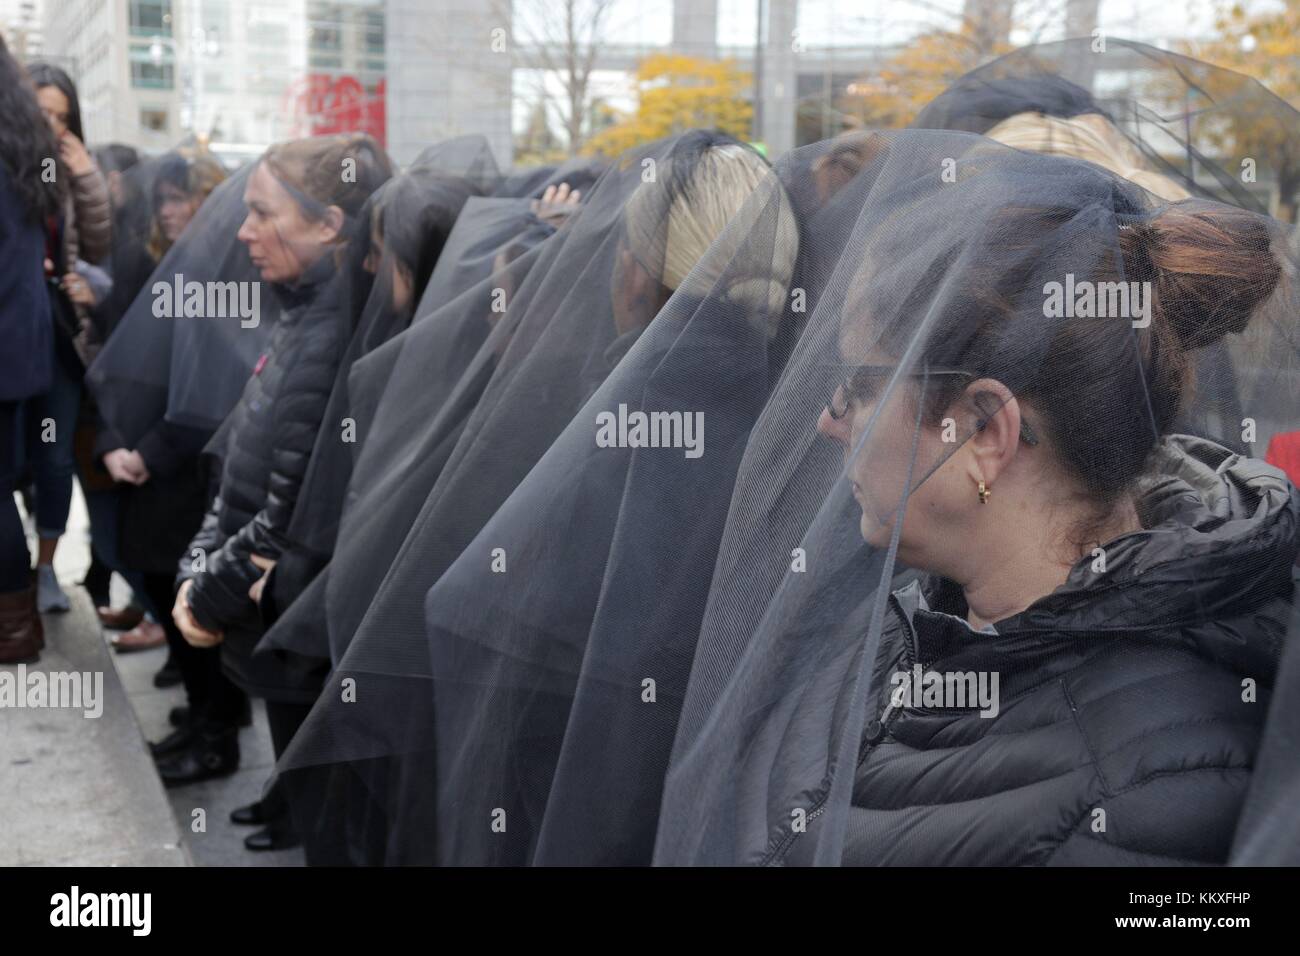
857, 597, 923, 766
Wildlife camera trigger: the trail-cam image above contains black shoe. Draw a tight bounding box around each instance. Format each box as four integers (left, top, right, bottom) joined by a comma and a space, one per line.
150, 725, 197, 760
171, 699, 253, 729
244, 821, 300, 852
156, 730, 240, 788
153, 656, 182, 689
231, 798, 278, 826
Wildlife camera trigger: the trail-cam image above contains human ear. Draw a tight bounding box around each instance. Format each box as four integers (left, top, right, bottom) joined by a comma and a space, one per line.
957, 379, 1023, 489
317, 205, 345, 245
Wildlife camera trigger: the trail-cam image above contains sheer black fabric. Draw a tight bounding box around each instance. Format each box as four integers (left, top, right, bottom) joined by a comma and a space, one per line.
282, 151, 485, 566
911, 38, 1300, 455
255, 153, 485, 662
491, 155, 607, 200
916, 38, 1300, 218
271, 53, 1298, 867
92, 150, 160, 345
646, 131, 1299, 865
86, 162, 281, 444
278, 131, 775, 863
416, 47, 1300, 866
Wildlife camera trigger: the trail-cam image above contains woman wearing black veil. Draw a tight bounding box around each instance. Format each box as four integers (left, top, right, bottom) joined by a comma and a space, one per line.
358, 41, 1295, 868
275, 131, 776, 865
653, 131, 1298, 865
87, 150, 229, 661
163, 136, 393, 810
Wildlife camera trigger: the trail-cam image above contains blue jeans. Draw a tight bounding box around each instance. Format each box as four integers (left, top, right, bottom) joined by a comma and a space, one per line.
19, 349, 81, 539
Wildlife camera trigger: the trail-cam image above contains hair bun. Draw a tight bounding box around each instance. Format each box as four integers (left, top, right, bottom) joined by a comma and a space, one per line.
1129, 202, 1280, 351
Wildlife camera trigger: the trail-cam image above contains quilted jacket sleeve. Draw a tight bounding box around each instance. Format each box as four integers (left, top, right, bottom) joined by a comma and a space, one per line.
1046, 767, 1253, 865
185, 326, 342, 631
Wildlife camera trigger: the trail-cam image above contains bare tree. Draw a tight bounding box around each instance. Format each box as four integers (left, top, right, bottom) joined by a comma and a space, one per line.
498, 0, 617, 156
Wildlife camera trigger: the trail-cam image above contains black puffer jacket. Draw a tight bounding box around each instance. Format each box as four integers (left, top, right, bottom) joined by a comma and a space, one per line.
179, 256, 345, 696
789, 436, 1298, 866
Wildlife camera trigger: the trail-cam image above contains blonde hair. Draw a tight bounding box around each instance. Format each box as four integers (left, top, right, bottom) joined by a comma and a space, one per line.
985, 111, 1191, 202
625, 142, 799, 319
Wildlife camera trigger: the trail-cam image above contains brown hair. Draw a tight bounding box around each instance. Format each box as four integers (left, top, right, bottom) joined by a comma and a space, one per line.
860, 195, 1283, 515
147, 152, 227, 261
261, 132, 393, 222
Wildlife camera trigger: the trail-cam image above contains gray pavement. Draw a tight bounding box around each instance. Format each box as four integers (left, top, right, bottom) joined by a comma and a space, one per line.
2, 486, 304, 866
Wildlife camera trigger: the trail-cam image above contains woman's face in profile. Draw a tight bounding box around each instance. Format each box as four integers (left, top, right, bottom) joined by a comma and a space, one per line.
815, 330, 969, 568
236, 162, 337, 284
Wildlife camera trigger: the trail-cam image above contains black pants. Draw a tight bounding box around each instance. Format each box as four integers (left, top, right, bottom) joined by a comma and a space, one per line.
140, 571, 248, 730
0, 401, 30, 593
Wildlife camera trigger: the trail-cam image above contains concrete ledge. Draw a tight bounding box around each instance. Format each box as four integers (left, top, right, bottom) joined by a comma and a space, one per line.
0, 590, 189, 867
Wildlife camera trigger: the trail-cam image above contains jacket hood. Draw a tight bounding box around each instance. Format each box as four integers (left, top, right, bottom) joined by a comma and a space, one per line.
899, 435, 1299, 682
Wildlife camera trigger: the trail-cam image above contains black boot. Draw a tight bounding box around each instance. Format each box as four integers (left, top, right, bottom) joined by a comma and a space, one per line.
0, 583, 43, 664
231, 777, 288, 825
150, 725, 197, 760
156, 726, 240, 788
244, 818, 300, 852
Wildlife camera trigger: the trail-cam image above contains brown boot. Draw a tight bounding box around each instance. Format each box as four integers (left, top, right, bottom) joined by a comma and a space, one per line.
0, 585, 43, 664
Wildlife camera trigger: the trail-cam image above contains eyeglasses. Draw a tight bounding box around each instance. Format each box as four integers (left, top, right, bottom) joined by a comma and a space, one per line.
826, 364, 1039, 446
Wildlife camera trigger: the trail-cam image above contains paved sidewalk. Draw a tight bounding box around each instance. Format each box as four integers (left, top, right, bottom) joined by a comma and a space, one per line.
0, 588, 188, 866
3, 486, 303, 866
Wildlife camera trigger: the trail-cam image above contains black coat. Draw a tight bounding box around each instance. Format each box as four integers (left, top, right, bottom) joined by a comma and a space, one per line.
787, 436, 1298, 866
0, 168, 52, 402
179, 256, 344, 699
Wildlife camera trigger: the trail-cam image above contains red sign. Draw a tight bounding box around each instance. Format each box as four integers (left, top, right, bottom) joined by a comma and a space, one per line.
283, 74, 386, 146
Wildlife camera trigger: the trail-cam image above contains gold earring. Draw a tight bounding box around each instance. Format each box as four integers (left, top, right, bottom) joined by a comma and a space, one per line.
977, 480, 990, 504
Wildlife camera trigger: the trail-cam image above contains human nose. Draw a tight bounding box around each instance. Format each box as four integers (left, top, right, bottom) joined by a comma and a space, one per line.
817, 405, 851, 446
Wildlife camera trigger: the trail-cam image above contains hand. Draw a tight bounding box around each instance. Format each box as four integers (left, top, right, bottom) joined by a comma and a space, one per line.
248, 554, 277, 604
62, 271, 96, 306
58, 131, 94, 177
173, 580, 224, 648
102, 448, 149, 485
530, 182, 581, 228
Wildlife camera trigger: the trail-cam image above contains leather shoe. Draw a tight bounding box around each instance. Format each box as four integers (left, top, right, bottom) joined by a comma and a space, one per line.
112, 619, 166, 653
156, 729, 240, 788
97, 604, 144, 630
150, 725, 197, 760
244, 821, 300, 852
231, 797, 280, 826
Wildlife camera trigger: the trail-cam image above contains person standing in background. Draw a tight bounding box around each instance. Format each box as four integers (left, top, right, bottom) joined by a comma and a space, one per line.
0, 36, 65, 662
21, 61, 111, 614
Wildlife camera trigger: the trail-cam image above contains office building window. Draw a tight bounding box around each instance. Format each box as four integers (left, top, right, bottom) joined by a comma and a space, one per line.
129, 0, 172, 38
